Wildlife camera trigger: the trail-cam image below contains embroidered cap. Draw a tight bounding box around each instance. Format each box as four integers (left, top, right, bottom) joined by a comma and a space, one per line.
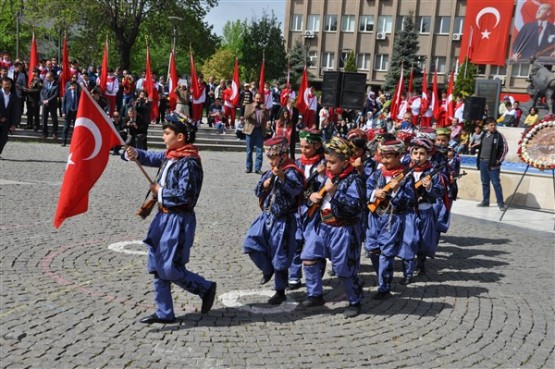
299, 128, 323, 143
379, 139, 406, 155
264, 136, 289, 156
417, 127, 437, 140
435, 127, 452, 137
325, 136, 355, 157
410, 136, 435, 153
396, 129, 416, 144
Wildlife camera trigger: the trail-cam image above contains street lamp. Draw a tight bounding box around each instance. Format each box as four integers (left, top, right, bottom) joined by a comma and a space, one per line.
168, 16, 183, 51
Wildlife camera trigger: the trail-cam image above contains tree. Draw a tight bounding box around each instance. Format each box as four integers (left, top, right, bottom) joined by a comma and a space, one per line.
344, 50, 357, 72
383, 11, 421, 93
286, 38, 314, 89
19, 0, 218, 72
201, 48, 236, 80
454, 59, 477, 98
221, 20, 247, 56
241, 10, 286, 83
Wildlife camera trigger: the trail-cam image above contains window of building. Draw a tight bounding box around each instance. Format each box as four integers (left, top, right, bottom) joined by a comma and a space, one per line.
418, 16, 431, 34
490, 65, 507, 75
307, 15, 320, 32
322, 52, 335, 69
396, 16, 408, 32
339, 51, 350, 68
435, 17, 450, 34
453, 17, 464, 35
291, 14, 303, 31
308, 51, 318, 66
359, 15, 374, 32
375, 54, 389, 71
377, 16, 393, 33
324, 15, 337, 32
511, 63, 530, 77
475, 64, 486, 75
341, 15, 355, 32
432, 56, 447, 74
357, 53, 371, 70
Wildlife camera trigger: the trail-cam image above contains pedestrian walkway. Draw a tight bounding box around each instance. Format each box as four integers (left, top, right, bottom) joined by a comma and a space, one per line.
451, 198, 554, 234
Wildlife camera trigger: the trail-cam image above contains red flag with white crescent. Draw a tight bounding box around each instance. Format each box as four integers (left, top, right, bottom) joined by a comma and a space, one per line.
444, 71, 455, 127
296, 68, 309, 115
28, 33, 38, 87
458, 0, 514, 66
420, 70, 429, 116
230, 57, 240, 106
99, 38, 108, 93
389, 65, 404, 121
53, 87, 125, 228
258, 55, 265, 103
144, 46, 159, 121
168, 49, 178, 111
190, 50, 201, 100
432, 68, 440, 120
59, 36, 71, 96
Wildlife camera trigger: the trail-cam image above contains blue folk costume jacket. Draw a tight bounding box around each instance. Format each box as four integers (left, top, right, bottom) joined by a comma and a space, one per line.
243, 161, 304, 271
135, 149, 203, 280
365, 166, 416, 259
301, 167, 365, 278
431, 149, 451, 234
409, 164, 445, 259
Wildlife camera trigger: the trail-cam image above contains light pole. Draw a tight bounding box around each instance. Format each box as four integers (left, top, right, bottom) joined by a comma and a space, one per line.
168, 16, 183, 51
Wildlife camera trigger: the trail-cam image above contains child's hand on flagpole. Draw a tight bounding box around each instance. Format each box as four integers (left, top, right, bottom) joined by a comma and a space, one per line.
125, 146, 138, 161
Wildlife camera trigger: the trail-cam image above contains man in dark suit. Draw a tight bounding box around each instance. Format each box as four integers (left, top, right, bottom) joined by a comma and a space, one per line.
61, 81, 80, 147
40, 72, 60, 139
0, 77, 16, 158
511, 3, 555, 61
243, 92, 268, 174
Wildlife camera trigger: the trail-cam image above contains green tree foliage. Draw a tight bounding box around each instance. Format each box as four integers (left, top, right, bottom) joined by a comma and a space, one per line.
344, 50, 357, 72
221, 20, 247, 57
201, 48, 236, 81
383, 11, 422, 93
454, 59, 477, 98
17, 0, 218, 73
241, 11, 286, 83
286, 38, 313, 89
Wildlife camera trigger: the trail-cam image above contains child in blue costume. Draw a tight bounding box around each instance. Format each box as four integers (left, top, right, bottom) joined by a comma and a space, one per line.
244, 136, 305, 305
288, 128, 326, 290
401, 137, 445, 284
366, 139, 416, 300
301, 136, 365, 318
124, 114, 217, 324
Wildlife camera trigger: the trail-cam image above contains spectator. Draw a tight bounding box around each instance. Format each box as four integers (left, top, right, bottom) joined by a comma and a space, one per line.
468, 125, 482, 155
243, 92, 267, 174
524, 107, 540, 127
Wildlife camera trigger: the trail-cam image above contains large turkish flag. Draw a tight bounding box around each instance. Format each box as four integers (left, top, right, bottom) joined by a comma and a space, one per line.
459, 0, 514, 66
54, 87, 125, 228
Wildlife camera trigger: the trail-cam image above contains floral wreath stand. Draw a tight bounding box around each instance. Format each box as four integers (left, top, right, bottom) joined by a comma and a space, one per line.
500, 116, 555, 226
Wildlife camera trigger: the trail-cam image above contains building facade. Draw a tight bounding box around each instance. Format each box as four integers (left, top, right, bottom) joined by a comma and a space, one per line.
283, 0, 531, 94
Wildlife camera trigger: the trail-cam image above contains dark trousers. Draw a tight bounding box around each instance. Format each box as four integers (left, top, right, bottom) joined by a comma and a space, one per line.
62, 110, 77, 145
26, 100, 40, 129
42, 103, 59, 137
126, 133, 147, 150
0, 123, 9, 155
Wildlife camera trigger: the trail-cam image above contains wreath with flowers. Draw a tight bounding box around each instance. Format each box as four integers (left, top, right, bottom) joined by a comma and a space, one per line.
517, 114, 555, 170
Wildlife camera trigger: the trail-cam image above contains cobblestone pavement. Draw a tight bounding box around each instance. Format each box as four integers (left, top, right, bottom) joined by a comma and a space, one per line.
1, 142, 553, 369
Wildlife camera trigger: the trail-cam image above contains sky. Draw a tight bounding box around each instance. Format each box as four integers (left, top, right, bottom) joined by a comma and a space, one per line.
204, 0, 287, 36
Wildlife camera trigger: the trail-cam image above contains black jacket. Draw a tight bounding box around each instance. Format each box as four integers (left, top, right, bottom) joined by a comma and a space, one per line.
476, 130, 508, 170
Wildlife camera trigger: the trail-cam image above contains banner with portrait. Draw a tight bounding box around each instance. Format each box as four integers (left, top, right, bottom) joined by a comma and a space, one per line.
510, 0, 555, 64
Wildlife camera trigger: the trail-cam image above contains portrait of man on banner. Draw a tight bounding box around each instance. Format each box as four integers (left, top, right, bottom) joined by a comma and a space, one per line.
511, 1, 555, 63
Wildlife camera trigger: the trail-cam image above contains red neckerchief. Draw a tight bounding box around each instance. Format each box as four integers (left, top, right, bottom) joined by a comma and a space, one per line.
381, 165, 404, 178
326, 163, 354, 181
165, 144, 201, 161
413, 161, 433, 172
300, 153, 323, 166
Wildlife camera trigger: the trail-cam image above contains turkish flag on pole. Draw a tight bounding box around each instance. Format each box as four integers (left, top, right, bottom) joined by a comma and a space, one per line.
432, 68, 440, 120
54, 87, 125, 228
389, 65, 404, 121
230, 58, 240, 106
144, 46, 159, 121
408, 67, 414, 95
28, 33, 38, 87
420, 70, 429, 115
258, 54, 265, 104
444, 71, 455, 127
99, 37, 108, 93
189, 49, 201, 100
458, 0, 514, 66
296, 68, 309, 115
168, 49, 178, 111
59, 36, 70, 97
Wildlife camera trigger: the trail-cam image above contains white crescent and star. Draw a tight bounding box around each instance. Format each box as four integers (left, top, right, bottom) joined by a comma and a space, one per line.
476, 7, 501, 39
303, 88, 311, 106
231, 80, 238, 101
67, 117, 103, 167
